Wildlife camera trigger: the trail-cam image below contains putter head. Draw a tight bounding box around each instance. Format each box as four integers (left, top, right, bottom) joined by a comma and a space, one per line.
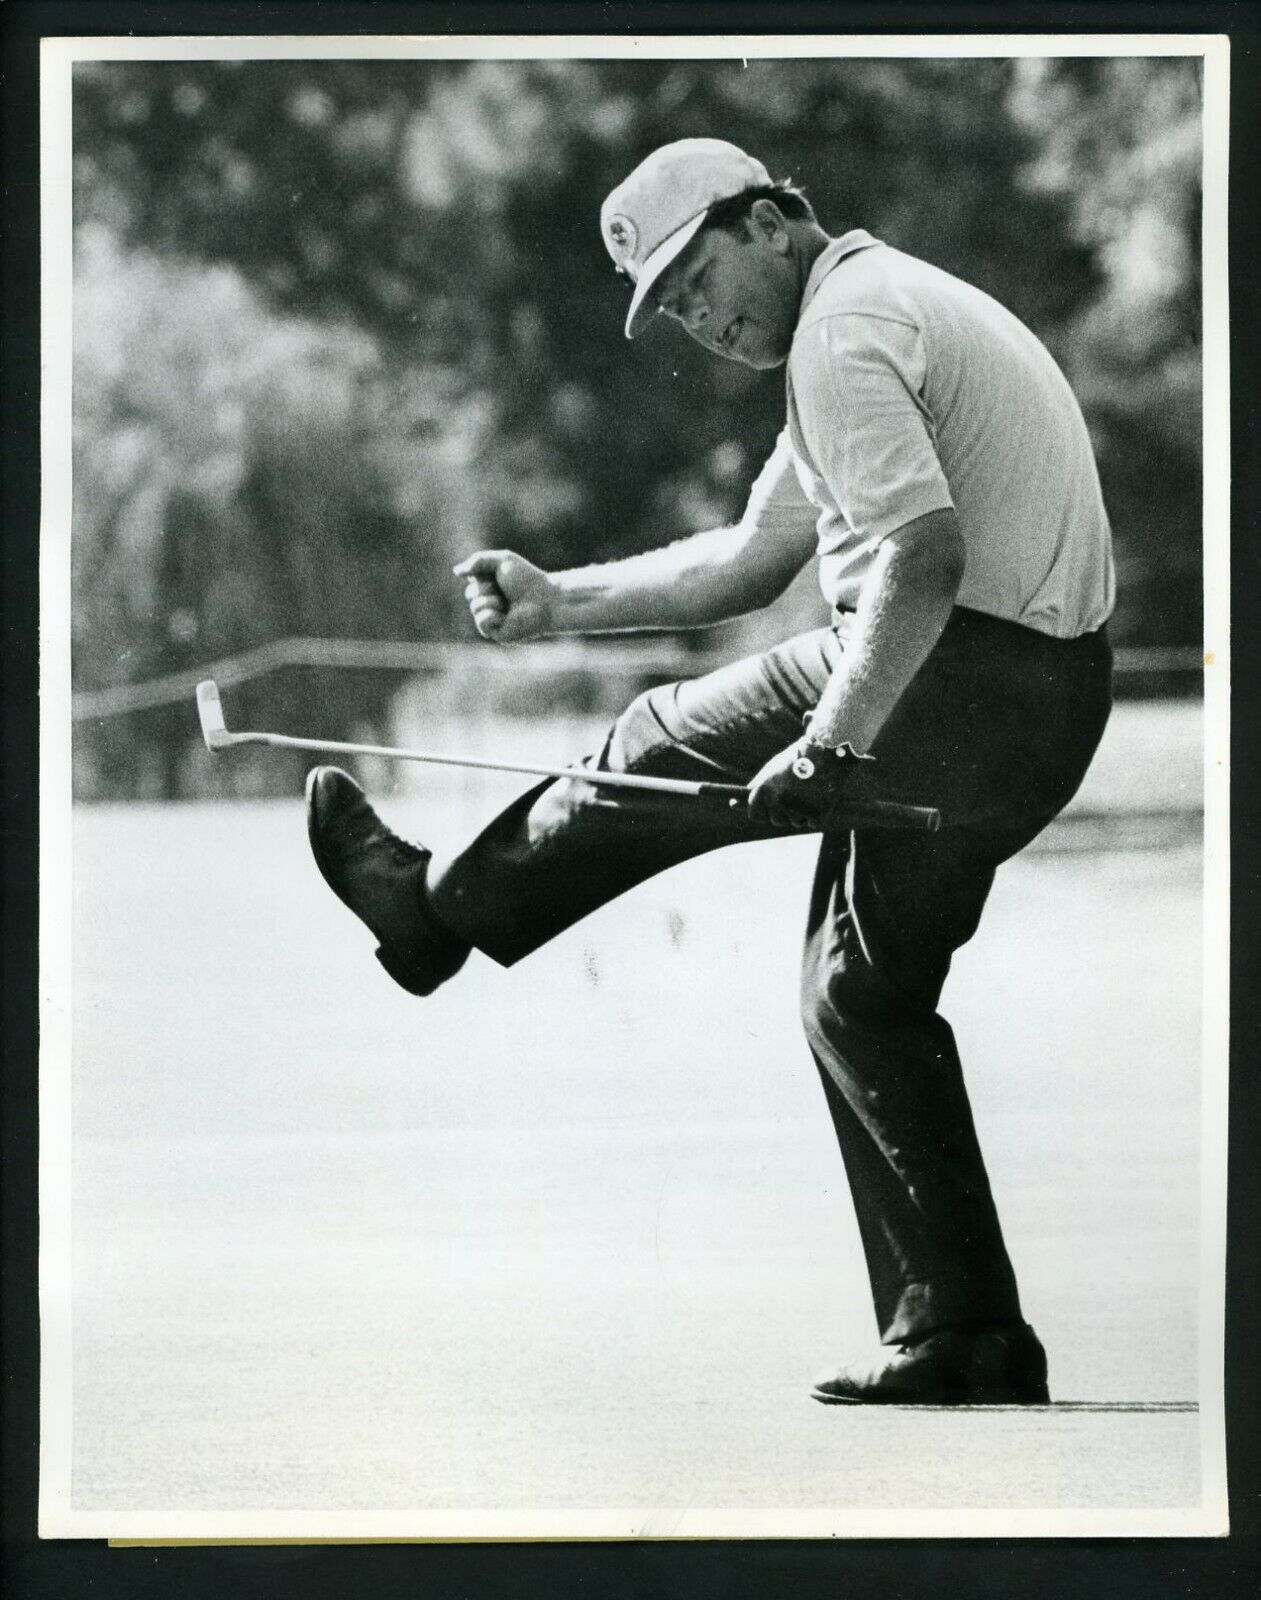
195, 679, 232, 751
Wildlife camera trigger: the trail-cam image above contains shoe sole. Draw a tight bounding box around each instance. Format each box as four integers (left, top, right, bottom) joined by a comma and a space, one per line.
305, 766, 442, 999
811, 1385, 1051, 1406
306, 767, 368, 921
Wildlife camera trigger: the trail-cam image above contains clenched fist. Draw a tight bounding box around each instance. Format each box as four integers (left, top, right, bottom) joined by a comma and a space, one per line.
453, 550, 556, 643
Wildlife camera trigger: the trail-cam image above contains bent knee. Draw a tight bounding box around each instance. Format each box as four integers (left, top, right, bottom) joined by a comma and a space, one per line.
800, 950, 905, 1047
605, 684, 686, 776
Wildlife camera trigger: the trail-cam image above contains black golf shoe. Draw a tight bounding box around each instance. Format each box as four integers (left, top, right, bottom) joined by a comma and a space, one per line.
305, 766, 469, 997
811, 1322, 1049, 1406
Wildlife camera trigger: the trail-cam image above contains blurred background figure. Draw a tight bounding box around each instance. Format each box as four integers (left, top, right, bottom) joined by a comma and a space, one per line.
69, 55, 1203, 801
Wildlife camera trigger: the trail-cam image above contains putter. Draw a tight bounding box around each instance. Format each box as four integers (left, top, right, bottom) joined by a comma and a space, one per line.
195, 679, 940, 832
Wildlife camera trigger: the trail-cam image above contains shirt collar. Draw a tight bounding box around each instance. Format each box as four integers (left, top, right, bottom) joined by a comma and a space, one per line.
798, 229, 883, 322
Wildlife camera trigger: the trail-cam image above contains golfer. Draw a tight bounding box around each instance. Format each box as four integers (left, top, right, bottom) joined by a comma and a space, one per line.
306, 138, 1114, 1406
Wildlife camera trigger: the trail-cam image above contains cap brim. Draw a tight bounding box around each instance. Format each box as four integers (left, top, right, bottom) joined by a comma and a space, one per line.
623, 210, 709, 339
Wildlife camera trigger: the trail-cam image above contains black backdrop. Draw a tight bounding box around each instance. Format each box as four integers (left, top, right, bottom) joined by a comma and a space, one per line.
3, 2, 1259, 1597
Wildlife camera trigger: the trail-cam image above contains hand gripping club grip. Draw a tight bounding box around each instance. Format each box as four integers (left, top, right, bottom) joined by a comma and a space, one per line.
695, 782, 940, 834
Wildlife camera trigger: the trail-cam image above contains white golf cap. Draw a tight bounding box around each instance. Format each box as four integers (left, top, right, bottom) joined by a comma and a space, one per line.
600, 138, 772, 339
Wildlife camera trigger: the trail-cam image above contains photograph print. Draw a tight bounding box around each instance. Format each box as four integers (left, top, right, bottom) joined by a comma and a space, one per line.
40, 33, 1229, 1539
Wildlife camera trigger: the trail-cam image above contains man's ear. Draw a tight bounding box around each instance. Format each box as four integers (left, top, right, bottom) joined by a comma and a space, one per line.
746, 198, 791, 253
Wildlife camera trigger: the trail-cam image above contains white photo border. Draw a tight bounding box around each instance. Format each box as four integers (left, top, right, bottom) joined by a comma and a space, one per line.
38, 29, 1232, 1542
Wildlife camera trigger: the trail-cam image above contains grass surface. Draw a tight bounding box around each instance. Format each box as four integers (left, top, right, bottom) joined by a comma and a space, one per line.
63, 702, 1212, 1529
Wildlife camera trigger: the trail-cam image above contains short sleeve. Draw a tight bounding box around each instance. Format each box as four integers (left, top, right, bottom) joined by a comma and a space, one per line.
791, 315, 955, 542
739, 428, 817, 534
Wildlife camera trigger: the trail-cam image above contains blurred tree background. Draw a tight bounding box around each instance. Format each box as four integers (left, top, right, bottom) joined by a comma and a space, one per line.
70, 55, 1203, 798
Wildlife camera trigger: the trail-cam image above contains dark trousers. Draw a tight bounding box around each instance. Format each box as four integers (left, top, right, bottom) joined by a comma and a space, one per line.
428, 608, 1113, 1345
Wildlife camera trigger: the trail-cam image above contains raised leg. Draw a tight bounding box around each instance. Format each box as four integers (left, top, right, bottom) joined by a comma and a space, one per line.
427, 628, 841, 963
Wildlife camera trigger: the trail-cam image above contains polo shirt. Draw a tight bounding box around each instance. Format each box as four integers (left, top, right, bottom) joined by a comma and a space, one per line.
742, 231, 1115, 639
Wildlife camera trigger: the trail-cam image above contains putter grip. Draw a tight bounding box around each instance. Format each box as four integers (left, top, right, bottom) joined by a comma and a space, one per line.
695, 782, 940, 833
827, 798, 941, 833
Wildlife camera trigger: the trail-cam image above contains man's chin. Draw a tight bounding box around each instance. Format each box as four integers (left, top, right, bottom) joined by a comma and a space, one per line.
718, 339, 789, 371
739, 347, 790, 371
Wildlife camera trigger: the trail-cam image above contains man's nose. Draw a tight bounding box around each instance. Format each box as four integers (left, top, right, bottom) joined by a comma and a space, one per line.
684, 298, 710, 335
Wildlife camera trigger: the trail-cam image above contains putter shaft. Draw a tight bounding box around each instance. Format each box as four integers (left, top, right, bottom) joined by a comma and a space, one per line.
195, 679, 940, 831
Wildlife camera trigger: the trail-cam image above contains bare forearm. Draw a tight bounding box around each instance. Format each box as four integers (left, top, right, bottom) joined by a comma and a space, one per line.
809, 510, 965, 753
456, 517, 812, 644
549, 523, 800, 633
